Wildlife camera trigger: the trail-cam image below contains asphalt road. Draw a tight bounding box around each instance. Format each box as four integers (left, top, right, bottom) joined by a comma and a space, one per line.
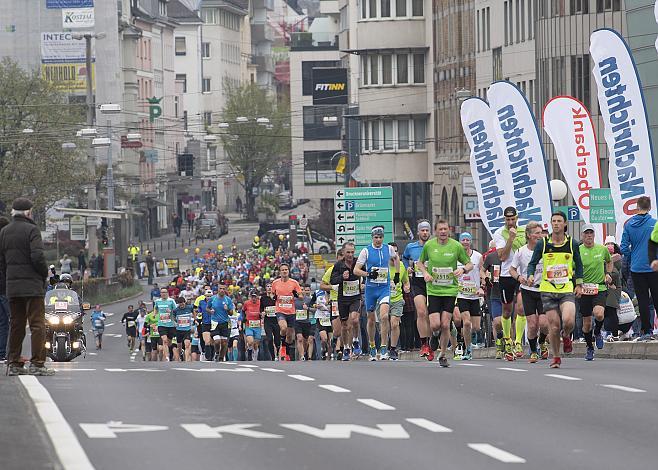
4, 240, 658, 469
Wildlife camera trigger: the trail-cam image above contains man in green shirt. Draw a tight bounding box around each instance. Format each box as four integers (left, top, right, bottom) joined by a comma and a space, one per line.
579, 224, 612, 361
319, 249, 343, 358
418, 219, 473, 368
144, 310, 161, 361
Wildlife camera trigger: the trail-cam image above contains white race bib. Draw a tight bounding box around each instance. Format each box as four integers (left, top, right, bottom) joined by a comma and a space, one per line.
459, 280, 477, 296
248, 319, 261, 328
265, 306, 276, 317
127, 320, 136, 327
547, 264, 569, 285
414, 261, 426, 277
177, 317, 191, 328
432, 267, 454, 286
278, 295, 293, 309
582, 283, 599, 296
492, 265, 500, 283
295, 309, 308, 320
343, 280, 360, 296
159, 312, 171, 323
211, 320, 218, 330
331, 301, 338, 317
320, 317, 331, 327
370, 267, 388, 284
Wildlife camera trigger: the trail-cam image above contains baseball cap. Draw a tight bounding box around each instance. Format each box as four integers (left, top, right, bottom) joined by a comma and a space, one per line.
604, 235, 617, 245
504, 206, 517, 217
581, 224, 595, 233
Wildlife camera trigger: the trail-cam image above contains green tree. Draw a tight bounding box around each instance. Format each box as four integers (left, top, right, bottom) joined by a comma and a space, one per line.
220, 82, 290, 221
0, 58, 87, 212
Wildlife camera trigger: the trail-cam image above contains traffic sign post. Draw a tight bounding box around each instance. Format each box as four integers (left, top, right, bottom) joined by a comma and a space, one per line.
334, 187, 394, 252
589, 188, 615, 223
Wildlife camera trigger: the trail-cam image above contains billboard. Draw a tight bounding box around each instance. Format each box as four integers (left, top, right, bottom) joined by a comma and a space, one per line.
312, 68, 348, 105
41, 32, 94, 63
41, 63, 95, 91
47, 0, 93, 8
62, 7, 95, 29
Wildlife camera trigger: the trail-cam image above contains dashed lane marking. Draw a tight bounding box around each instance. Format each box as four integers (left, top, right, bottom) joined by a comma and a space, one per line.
468, 443, 526, 463
357, 399, 395, 411
498, 367, 528, 372
599, 384, 646, 393
53, 368, 97, 372
288, 374, 315, 381
405, 418, 452, 433
237, 364, 259, 368
318, 384, 351, 393
460, 363, 484, 367
544, 373, 582, 381
261, 368, 284, 372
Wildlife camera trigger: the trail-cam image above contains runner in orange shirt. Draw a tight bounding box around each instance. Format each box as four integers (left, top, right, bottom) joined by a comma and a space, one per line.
272, 264, 302, 361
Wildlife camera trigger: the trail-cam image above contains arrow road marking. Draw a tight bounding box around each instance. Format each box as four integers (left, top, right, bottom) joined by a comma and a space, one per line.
280, 424, 409, 439
405, 418, 452, 433
468, 443, 526, 463
599, 384, 646, 393
79, 422, 169, 438
181, 424, 283, 439
357, 399, 395, 411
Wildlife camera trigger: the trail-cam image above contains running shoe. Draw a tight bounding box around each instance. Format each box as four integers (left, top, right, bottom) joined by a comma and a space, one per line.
28, 365, 55, 376
540, 343, 549, 360
495, 349, 503, 360
389, 349, 399, 361
462, 348, 472, 361
369, 347, 377, 361
284, 354, 291, 362
420, 343, 429, 358
514, 342, 524, 358
342, 349, 351, 361
6, 364, 28, 376
430, 335, 439, 352
495, 338, 503, 359
453, 350, 462, 361
380, 346, 389, 360
562, 335, 573, 354
438, 355, 449, 368
427, 349, 435, 362
549, 357, 561, 368
336, 350, 343, 361
528, 352, 539, 363
585, 347, 594, 361
300, 356, 307, 361
353, 341, 362, 356
595, 333, 604, 350
279, 345, 287, 358
504, 339, 515, 361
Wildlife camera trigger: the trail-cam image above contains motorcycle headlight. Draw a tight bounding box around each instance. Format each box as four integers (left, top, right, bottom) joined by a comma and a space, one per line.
63, 315, 74, 325
47, 316, 60, 325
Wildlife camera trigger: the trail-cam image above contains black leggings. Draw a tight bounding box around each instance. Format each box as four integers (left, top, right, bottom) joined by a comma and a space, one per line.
630, 271, 658, 335
400, 310, 419, 350
604, 306, 633, 335
263, 317, 281, 361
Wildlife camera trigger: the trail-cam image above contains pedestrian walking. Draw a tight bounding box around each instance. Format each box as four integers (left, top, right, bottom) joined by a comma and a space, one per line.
78, 249, 87, 276
89, 254, 98, 278
60, 253, 72, 274
146, 250, 155, 285
0, 198, 54, 375
0, 216, 10, 361
96, 253, 105, 278
236, 196, 243, 214
187, 211, 195, 233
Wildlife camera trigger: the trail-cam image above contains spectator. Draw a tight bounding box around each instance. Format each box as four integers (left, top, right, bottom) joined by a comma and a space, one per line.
60, 253, 72, 274
89, 254, 98, 278
172, 214, 182, 237
96, 253, 105, 278
236, 196, 243, 214
145, 250, 155, 285
620, 196, 658, 340
0, 198, 54, 375
0, 216, 10, 361
77, 249, 87, 276
187, 211, 195, 233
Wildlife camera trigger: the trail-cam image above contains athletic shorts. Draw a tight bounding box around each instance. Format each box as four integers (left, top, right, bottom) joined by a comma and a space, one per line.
276, 313, 296, 328
338, 298, 361, 321
244, 327, 262, 340
175, 330, 191, 343
579, 291, 606, 317
410, 276, 427, 298
126, 327, 137, 337
500, 277, 519, 304
149, 336, 161, 346
202, 323, 212, 333
229, 335, 239, 345
211, 322, 230, 340
490, 299, 503, 319
295, 321, 313, 338
540, 292, 576, 312
158, 326, 176, 338
428, 295, 457, 315
521, 289, 544, 315
457, 298, 481, 316
376, 299, 404, 320
364, 286, 390, 312
191, 344, 200, 354
316, 323, 332, 334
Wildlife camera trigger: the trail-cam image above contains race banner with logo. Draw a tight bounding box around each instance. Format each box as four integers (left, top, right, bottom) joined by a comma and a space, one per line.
543, 96, 604, 242
486, 81, 553, 228
590, 28, 658, 240
460, 97, 515, 235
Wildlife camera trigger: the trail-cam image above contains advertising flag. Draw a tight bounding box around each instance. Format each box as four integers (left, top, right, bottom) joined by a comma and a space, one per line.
590, 28, 658, 241
543, 96, 604, 242
487, 81, 553, 227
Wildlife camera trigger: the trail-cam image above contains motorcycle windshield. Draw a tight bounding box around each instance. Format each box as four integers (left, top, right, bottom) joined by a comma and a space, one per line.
45, 289, 81, 310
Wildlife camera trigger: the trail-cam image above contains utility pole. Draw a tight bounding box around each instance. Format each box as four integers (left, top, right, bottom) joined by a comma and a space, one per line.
85, 34, 98, 256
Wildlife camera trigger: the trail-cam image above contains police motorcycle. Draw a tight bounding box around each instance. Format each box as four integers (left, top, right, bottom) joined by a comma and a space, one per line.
44, 274, 88, 362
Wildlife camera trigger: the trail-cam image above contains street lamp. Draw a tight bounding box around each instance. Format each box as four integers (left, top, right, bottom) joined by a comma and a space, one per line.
236, 116, 248, 123
80, 128, 97, 137
91, 137, 110, 148
62, 142, 77, 150
256, 117, 270, 125
550, 179, 568, 202
100, 103, 122, 212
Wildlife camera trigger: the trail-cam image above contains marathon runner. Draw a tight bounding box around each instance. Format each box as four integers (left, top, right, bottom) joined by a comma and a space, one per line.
135, 303, 147, 360
228, 307, 241, 361
260, 283, 279, 361
320, 249, 344, 359
271, 264, 302, 361
196, 288, 214, 361
417, 219, 473, 367
144, 307, 161, 361
527, 211, 584, 368
313, 286, 332, 359
294, 285, 314, 360
381, 242, 409, 361
154, 287, 178, 361
121, 304, 139, 352
402, 220, 432, 360
243, 290, 262, 361
482, 241, 505, 358
91, 305, 106, 351
454, 232, 482, 361
208, 285, 235, 361
330, 242, 362, 361
510, 221, 548, 363
578, 224, 612, 361
354, 226, 401, 362
173, 296, 194, 362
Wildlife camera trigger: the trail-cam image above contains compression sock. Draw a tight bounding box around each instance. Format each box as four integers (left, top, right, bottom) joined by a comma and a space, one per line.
420, 337, 428, 346
594, 319, 604, 336
515, 315, 527, 344
204, 345, 212, 360
502, 316, 512, 340
529, 337, 538, 353
539, 332, 547, 344
584, 330, 594, 348
369, 340, 376, 349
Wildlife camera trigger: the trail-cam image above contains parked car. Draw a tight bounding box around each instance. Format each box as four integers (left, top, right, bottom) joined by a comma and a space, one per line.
277, 191, 297, 209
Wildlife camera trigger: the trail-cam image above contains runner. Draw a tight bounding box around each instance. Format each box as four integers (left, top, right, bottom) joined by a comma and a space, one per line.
154, 287, 178, 362
510, 221, 548, 363
243, 290, 262, 361
90, 305, 106, 351
578, 224, 612, 361
172, 296, 194, 362
313, 286, 332, 359
228, 307, 241, 361
135, 303, 147, 360
271, 264, 301, 361
144, 307, 161, 361
260, 283, 279, 361
208, 285, 235, 361
380, 242, 409, 361
481, 241, 504, 358
527, 211, 584, 368
402, 220, 432, 360
330, 242, 362, 361
320, 249, 344, 359
121, 304, 139, 352
493, 207, 527, 361
294, 285, 314, 360
454, 233, 483, 361
196, 288, 214, 361
353, 226, 401, 362
417, 219, 473, 367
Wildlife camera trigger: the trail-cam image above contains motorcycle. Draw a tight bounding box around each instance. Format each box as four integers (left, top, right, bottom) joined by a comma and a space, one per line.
44, 289, 89, 362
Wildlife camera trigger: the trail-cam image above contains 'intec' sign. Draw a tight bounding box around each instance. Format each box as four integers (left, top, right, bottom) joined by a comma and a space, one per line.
312, 68, 348, 105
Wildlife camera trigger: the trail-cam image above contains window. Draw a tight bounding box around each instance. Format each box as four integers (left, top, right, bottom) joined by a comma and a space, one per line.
596, 0, 621, 12
174, 96, 179, 118
302, 106, 343, 140
411, 0, 423, 16
363, 122, 370, 151
175, 37, 186, 56
570, 0, 589, 13
202, 42, 211, 58
570, 55, 591, 110
476, 10, 480, 52
396, 54, 408, 83
361, 0, 367, 19
520, 0, 525, 41
396, 0, 406, 17
516, 0, 520, 43
414, 118, 426, 149
486, 7, 490, 49
397, 119, 409, 149
504, 2, 509, 45
302, 60, 339, 95
369, 0, 377, 18
183, 111, 188, 130
383, 120, 394, 149
203, 112, 212, 127
413, 53, 424, 84
551, 56, 566, 96
304, 151, 345, 184
508, 0, 513, 43
370, 55, 379, 84
382, 55, 393, 84
158, 0, 167, 16
202, 78, 211, 93
492, 47, 503, 81
362, 118, 425, 152
176, 73, 187, 93
528, 0, 533, 38
372, 121, 380, 150
362, 56, 369, 85
381, 0, 391, 17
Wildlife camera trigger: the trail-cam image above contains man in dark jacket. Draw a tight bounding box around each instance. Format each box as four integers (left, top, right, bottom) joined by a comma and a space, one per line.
0, 198, 54, 376
78, 249, 87, 276
145, 251, 155, 285
0, 216, 10, 361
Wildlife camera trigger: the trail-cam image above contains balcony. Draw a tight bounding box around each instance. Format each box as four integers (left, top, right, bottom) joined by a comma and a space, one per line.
320, 0, 339, 15
253, 0, 274, 10
291, 32, 339, 51
251, 22, 275, 42
252, 55, 274, 73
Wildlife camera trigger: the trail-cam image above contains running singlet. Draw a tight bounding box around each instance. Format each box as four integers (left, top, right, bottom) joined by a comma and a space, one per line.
579, 243, 611, 295
457, 250, 482, 300
173, 305, 193, 331
402, 240, 427, 277
145, 312, 160, 337
272, 278, 301, 315
243, 300, 262, 329
357, 244, 396, 288
419, 238, 471, 297
155, 298, 177, 327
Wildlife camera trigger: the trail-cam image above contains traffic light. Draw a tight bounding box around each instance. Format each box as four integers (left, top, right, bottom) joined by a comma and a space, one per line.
101, 218, 109, 246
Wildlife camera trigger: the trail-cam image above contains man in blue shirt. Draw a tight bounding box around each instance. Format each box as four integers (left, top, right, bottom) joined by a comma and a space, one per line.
154, 287, 178, 361
173, 297, 194, 361
150, 283, 161, 302
209, 285, 235, 361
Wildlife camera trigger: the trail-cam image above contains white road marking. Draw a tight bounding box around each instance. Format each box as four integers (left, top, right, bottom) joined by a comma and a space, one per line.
468, 443, 526, 463
318, 384, 351, 393
357, 399, 395, 411
405, 418, 452, 433
498, 367, 527, 372
181, 423, 283, 439
173, 368, 253, 372
280, 424, 409, 439
288, 374, 315, 381
18, 376, 95, 470
53, 368, 97, 372
104, 334, 123, 338
545, 374, 582, 381
461, 363, 484, 367
599, 384, 647, 393
261, 368, 284, 372
237, 364, 259, 368
88, 352, 97, 356
105, 368, 127, 372
79, 422, 169, 438
105, 323, 115, 327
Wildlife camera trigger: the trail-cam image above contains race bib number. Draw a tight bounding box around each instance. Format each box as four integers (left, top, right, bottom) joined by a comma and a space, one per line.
331, 301, 338, 318
248, 319, 261, 328
127, 320, 136, 327
582, 283, 599, 296
159, 312, 171, 323
320, 317, 331, 327
492, 265, 500, 283
211, 320, 218, 330
278, 295, 293, 309
177, 317, 191, 328
414, 261, 426, 277
94, 320, 103, 328
343, 280, 360, 296
265, 306, 276, 317
295, 309, 308, 321
547, 264, 569, 285
371, 267, 388, 284
459, 280, 477, 296
432, 267, 454, 286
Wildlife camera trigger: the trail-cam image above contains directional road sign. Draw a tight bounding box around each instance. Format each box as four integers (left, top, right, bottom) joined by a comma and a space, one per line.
334, 187, 394, 252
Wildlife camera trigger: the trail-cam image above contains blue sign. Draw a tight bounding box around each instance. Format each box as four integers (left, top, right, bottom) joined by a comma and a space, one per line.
47, 0, 94, 8
556, 205, 581, 221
